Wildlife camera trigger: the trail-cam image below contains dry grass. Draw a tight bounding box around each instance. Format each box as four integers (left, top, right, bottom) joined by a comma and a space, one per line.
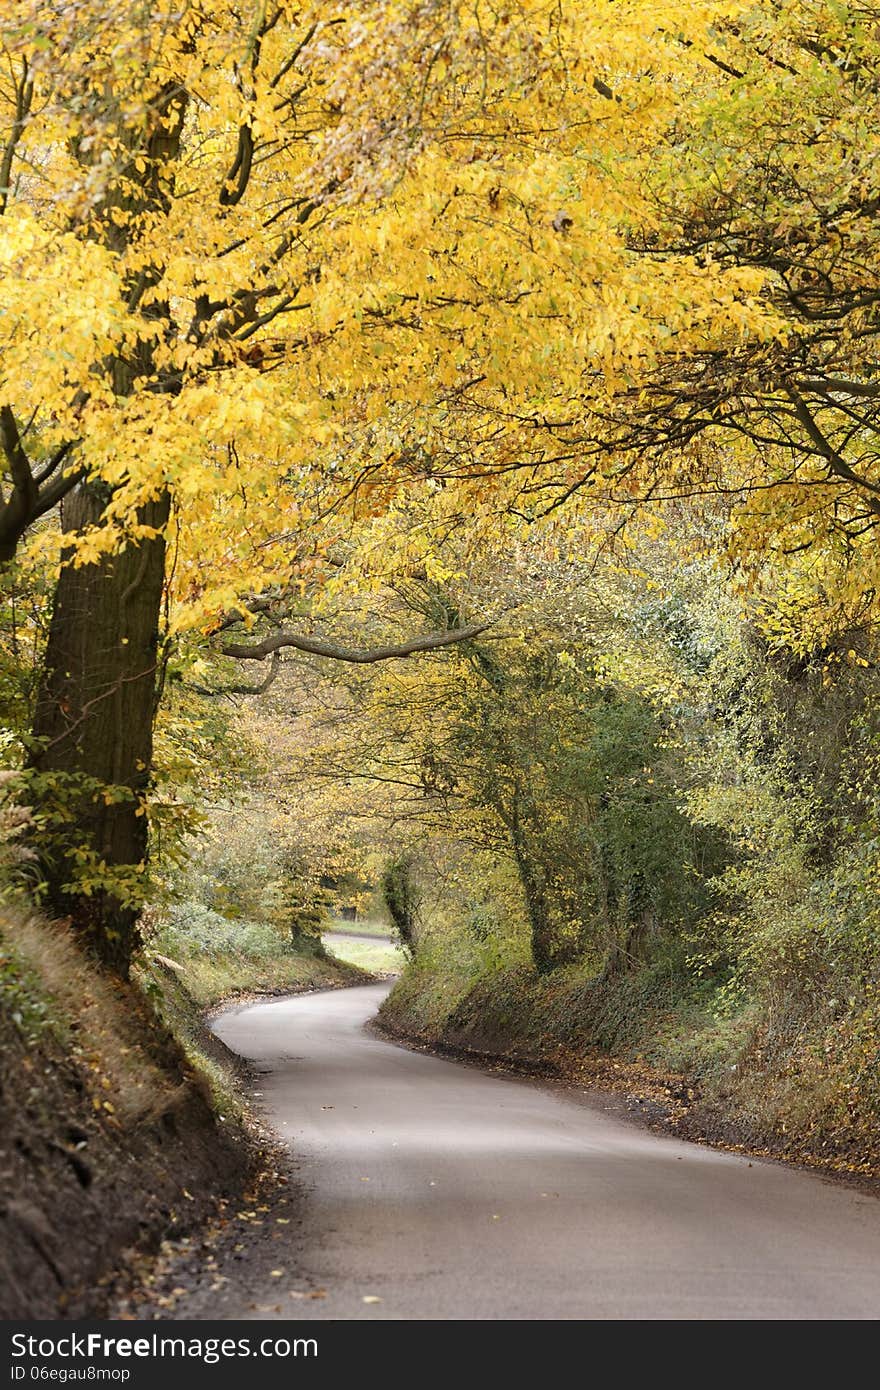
1, 905, 171, 1124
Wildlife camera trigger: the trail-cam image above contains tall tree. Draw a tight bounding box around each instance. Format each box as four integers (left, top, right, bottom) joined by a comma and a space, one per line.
0, 1, 798, 969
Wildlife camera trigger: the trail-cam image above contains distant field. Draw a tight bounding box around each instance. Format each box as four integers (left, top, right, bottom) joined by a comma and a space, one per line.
323, 930, 405, 976
326, 918, 397, 940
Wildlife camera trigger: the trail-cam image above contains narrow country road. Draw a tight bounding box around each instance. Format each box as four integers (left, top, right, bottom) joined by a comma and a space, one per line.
196, 984, 880, 1320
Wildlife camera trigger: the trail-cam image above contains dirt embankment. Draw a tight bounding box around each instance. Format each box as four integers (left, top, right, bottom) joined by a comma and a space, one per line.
0, 911, 254, 1319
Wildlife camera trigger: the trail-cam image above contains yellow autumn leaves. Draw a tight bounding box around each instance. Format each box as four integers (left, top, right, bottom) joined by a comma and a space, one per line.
3, 0, 867, 642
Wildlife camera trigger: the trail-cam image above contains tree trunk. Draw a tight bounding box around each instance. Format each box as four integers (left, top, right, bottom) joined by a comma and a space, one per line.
30, 483, 169, 975
508, 791, 558, 974
602, 874, 658, 978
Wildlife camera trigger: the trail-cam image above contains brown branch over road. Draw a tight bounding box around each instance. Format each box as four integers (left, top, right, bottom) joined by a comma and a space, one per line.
220, 618, 499, 664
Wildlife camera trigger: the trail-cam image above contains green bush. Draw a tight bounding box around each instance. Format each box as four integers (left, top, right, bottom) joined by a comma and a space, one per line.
153, 902, 308, 963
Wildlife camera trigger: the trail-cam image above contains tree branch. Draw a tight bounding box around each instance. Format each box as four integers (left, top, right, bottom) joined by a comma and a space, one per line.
33, 440, 74, 487
0, 55, 33, 216
0, 404, 37, 553
217, 6, 285, 208
31, 465, 84, 521
220, 618, 501, 664
783, 381, 880, 506
191, 650, 283, 697
0, 409, 80, 559
219, 121, 254, 207
796, 376, 880, 400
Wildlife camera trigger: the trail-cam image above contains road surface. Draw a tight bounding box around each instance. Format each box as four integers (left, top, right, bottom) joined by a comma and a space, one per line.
207, 983, 880, 1320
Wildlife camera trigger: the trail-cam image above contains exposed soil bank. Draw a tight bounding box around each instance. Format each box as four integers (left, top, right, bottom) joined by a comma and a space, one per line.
0, 911, 362, 1319
0, 913, 251, 1319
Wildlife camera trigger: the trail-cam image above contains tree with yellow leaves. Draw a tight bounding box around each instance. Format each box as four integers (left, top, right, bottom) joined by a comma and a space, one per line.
4, 0, 873, 974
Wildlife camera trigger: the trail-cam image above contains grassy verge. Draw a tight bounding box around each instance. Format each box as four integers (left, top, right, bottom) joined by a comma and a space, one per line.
149, 903, 369, 1009
0, 894, 374, 1317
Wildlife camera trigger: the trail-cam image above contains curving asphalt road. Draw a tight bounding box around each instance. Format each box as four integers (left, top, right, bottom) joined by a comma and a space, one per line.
210, 982, 880, 1320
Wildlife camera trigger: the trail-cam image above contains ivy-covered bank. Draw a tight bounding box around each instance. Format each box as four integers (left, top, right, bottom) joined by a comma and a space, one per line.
379, 938, 880, 1178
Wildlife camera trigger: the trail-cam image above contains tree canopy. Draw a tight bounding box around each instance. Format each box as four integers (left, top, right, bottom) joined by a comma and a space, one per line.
2, 1, 880, 970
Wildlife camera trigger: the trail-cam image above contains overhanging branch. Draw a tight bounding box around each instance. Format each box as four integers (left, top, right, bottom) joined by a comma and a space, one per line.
220, 617, 500, 664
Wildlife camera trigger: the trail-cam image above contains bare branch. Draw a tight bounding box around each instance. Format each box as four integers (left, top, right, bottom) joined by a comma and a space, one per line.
796, 377, 880, 400
221, 617, 502, 664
